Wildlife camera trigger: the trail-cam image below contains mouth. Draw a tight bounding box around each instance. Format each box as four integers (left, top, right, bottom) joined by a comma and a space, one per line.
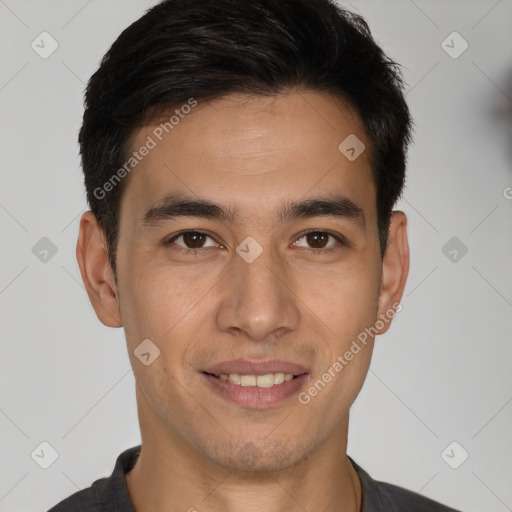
200, 360, 310, 408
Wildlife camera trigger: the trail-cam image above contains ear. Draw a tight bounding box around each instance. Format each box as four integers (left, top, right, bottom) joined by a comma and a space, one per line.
76, 211, 122, 327
376, 211, 409, 335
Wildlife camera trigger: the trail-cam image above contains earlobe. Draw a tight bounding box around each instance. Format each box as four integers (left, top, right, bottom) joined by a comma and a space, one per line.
376, 211, 409, 335
76, 211, 122, 328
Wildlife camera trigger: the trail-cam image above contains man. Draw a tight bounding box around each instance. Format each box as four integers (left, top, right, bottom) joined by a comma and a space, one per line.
49, 0, 460, 510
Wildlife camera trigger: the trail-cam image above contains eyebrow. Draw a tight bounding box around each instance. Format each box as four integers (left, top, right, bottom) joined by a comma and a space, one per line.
139, 191, 366, 229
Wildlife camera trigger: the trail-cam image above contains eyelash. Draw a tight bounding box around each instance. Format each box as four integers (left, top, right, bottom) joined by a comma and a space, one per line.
164, 229, 347, 256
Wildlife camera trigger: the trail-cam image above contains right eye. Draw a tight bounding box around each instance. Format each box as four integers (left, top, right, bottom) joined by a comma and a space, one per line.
164, 231, 219, 254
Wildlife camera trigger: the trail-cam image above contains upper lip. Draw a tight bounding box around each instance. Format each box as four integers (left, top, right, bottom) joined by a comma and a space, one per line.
203, 359, 310, 376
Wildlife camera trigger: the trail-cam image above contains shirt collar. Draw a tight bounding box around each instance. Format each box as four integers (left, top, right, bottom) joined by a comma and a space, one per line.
348, 455, 399, 512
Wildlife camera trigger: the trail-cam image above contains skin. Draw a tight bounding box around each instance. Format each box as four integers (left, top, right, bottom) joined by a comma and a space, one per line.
76, 89, 409, 512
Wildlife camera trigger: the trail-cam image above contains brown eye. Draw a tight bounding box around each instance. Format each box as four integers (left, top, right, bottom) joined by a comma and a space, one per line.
181, 232, 207, 248
305, 232, 329, 249
166, 231, 217, 251
294, 231, 344, 251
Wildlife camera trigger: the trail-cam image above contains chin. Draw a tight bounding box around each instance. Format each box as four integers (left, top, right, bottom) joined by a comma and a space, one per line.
213, 439, 313, 473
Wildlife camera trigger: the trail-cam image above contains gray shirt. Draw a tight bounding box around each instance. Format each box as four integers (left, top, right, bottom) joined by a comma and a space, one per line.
48, 445, 461, 511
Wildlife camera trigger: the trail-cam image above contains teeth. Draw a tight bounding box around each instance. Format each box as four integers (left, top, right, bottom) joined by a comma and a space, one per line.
228, 373, 241, 385
256, 374, 274, 387
240, 375, 257, 387
273, 373, 285, 385
219, 372, 296, 387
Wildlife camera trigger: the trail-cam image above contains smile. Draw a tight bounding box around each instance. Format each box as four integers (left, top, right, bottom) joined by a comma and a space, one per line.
201, 371, 309, 408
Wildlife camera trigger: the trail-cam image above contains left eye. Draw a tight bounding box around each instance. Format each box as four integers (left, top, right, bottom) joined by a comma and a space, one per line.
293, 231, 343, 250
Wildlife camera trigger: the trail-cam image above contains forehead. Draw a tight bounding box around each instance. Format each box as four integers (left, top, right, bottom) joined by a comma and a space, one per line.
119, 90, 376, 228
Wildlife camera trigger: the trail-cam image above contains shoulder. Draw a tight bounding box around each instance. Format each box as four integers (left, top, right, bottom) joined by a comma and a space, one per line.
371, 479, 461, 512
348, 456, 462, 512
47, 445, 141, 512
47, 476, 112, 511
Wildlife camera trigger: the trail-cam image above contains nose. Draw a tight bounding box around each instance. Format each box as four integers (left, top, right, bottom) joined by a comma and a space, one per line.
215, 241, 301, 343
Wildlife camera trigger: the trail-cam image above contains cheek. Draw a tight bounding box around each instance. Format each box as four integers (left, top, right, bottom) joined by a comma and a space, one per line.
119, 263, 220, 390
121, 271, 200, 399
119, 256, 204, 339
293, 261, 380, 338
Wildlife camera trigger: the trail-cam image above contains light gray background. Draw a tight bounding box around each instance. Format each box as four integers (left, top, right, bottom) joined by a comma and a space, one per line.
1, 1, 511, 511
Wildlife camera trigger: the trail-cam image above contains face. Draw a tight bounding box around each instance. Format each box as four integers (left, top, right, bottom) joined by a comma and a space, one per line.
78, 90, 409, 473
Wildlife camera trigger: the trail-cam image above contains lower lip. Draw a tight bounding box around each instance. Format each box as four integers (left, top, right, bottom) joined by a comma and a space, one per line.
201, 373, 309, 409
